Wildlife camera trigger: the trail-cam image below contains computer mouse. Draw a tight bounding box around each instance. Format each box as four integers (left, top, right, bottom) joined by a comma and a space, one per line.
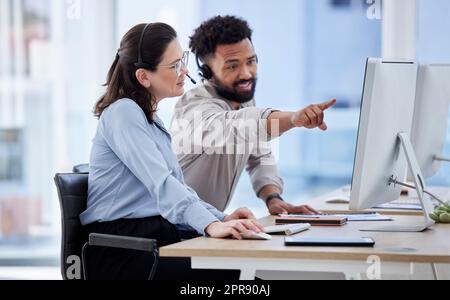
242, 231, 272, 240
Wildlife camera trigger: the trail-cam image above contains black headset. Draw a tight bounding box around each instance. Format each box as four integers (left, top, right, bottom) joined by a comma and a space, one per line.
196, 55, 213, 80
195, 53, 259, 80
134, 23, 198, 84
134, 23, 152, 69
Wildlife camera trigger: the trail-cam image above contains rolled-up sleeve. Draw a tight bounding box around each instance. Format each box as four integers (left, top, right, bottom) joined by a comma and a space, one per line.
194, 102, 277, 151
104, 101, 219, 235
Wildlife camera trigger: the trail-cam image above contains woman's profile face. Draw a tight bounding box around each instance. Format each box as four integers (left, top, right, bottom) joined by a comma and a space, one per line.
149, 39, 189, 101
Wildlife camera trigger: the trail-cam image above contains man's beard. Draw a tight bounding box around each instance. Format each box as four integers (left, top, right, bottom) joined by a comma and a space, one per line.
211, 77, 257, 104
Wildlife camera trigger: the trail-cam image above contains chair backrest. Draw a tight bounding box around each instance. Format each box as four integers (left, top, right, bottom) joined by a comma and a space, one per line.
54, 173, 89, 280
73, 164, 89, 173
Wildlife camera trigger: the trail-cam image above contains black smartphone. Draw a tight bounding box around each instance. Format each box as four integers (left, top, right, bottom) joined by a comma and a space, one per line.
284, 237, 375, 247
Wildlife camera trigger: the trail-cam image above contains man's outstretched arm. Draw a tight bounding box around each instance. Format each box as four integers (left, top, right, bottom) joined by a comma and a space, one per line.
267, 99, 337, 137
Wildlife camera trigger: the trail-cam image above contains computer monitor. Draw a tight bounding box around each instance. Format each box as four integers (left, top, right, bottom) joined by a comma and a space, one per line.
351, 58, 418, 210
410, 64, 450, 179
350, 58, 435, 232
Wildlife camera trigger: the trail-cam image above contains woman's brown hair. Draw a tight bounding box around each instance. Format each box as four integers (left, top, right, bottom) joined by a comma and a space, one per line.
94, 23, 177, 122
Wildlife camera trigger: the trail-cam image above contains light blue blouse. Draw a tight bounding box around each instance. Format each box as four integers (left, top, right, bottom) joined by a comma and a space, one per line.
80, 99, 225, 235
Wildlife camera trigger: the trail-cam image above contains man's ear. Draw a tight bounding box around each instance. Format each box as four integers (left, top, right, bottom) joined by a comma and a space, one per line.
135, 69, 152, 88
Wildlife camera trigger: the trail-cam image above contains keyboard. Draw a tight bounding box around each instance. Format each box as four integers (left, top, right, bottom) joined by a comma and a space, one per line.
360, 224, 430, 232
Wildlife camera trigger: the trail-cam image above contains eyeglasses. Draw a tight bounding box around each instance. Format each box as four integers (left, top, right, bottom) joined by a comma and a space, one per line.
159, 51, 189, 76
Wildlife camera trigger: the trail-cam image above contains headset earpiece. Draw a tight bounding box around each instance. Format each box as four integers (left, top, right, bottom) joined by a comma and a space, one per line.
199, 65, 213, 80
196, 56, 213, 80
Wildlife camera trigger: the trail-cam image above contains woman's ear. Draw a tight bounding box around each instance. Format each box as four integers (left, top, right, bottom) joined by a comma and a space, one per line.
135, 69, 152, 88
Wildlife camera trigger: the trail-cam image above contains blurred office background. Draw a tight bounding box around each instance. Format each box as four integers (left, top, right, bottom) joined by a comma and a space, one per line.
0, 0, 449, 278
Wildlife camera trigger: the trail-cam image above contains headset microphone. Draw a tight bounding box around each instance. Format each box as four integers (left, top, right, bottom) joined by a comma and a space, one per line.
186, 74, 197, 85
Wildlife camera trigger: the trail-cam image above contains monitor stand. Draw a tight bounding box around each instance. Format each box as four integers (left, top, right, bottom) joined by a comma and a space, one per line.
360, 132, 435, 233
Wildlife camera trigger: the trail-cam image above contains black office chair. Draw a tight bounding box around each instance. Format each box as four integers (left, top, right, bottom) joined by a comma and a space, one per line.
72, 164, 89, 173
54, 173, 159, 280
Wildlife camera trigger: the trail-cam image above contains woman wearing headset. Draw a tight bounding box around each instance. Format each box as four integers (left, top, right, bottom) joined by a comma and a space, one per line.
80, 23, 264, 280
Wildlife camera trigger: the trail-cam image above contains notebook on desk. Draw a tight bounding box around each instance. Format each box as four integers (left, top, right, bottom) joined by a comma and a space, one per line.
275, 215, 348, 226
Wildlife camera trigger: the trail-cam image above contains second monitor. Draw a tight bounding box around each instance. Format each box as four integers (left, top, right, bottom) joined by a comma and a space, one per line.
410, 64, 450, 179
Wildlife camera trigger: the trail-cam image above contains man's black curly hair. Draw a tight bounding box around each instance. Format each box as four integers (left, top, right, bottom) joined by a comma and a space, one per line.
189, 15, 253, 60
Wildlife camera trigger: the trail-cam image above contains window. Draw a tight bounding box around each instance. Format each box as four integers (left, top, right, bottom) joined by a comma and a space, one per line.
0, 0, 115, 267
0, 129, 23, 182
0, 0, 51, 244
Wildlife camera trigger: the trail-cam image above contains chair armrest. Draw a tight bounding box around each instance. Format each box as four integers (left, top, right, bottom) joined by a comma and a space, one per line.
88, 233, 157, 253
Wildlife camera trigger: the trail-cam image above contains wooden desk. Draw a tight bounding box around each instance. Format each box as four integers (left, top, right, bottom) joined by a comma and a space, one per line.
160, 215, 450, 280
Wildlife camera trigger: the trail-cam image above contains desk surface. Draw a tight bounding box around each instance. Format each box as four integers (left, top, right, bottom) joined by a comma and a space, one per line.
161, 215, 450, 264
305, 186, 450, 216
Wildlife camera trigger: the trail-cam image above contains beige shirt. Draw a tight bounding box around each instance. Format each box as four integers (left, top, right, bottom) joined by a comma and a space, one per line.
170, 82, 284, 211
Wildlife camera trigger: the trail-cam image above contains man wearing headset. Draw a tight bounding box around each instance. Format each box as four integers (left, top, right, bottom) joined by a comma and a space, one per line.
171, 16, 336, 216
